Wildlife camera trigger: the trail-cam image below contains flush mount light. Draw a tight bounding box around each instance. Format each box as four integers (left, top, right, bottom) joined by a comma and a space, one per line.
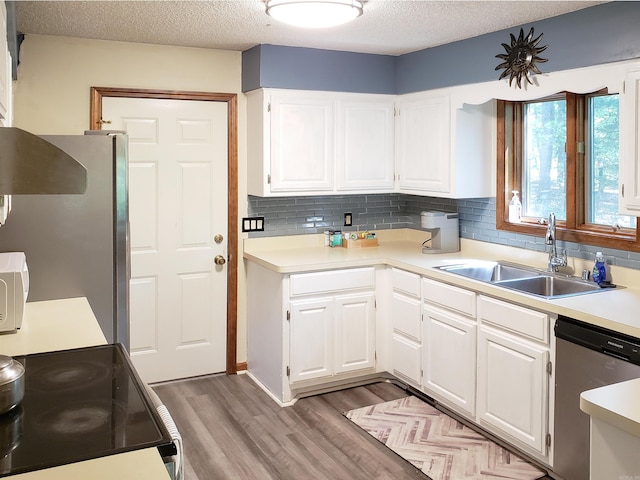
265, 0, 363, 28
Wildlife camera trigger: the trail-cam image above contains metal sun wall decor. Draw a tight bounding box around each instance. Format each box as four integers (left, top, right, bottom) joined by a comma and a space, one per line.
495, 27, 548, 88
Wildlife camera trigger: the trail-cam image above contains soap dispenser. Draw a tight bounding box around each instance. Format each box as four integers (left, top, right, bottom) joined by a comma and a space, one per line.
508, 191, 522, 223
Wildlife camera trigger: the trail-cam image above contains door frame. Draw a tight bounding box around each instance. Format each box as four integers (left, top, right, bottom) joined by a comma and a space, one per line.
89, 86, 239, 374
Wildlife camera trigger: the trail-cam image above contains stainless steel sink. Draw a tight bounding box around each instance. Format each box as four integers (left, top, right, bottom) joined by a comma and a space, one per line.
436, 261, 540, 282
493, 275, 603, 299
435, 260, 618, 298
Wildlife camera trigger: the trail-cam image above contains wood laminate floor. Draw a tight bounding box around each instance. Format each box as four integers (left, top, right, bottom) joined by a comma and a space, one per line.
152, 374, 553, 480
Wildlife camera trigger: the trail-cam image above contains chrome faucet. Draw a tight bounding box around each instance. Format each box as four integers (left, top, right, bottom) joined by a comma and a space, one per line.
546, 212, 567, 272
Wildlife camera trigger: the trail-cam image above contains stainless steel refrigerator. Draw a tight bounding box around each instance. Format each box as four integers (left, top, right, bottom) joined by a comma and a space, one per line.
0, 131, 130, 348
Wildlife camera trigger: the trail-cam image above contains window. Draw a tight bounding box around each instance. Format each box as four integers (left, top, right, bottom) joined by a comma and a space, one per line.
497, 91, 640, 251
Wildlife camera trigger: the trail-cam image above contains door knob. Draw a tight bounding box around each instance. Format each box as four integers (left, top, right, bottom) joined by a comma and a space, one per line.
214, 255, 226, 266
214, 234, 224, 244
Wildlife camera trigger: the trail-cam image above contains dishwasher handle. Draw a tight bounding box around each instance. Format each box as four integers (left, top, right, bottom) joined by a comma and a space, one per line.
601, 348, 631, 362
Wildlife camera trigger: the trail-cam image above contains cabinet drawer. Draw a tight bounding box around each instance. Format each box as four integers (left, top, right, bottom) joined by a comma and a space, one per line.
422, 278, 476, 317
478, 295, 549, 343
391, 268, 420, 297
391, 334, 421, 385
290, 267, 375, 296
391, 291, 421, 341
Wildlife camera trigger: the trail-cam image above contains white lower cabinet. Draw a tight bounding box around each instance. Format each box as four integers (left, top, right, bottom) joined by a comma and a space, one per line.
421, 278, 477, 418
477, 295, 552, 462
423, 304, 476, 417
334, 293, 376, 374
477, 325, 548, 454
247, 263, 379, 404
289, 292, 376, 383
390, 268, 422, 385
248, 260, 553, 463
417, 280, 552, 464
289, 297, 334, 383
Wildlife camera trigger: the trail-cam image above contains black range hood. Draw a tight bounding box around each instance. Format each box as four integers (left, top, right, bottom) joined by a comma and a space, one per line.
0, 127, 87, 194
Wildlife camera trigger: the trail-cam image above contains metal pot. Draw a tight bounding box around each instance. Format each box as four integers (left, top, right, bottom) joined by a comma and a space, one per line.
0, 355, 24, 415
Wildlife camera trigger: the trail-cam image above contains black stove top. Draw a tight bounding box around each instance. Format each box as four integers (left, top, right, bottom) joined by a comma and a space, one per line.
0, 344, 172, 477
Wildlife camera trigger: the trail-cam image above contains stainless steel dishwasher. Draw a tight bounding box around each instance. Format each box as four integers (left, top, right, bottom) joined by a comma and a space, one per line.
554, 315, 640, 480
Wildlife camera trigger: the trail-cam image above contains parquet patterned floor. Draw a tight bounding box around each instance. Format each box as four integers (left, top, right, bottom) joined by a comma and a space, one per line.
345, 396, 547, 480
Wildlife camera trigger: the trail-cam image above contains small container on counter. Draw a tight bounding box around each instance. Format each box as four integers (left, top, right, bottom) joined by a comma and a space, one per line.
330, 231, 342, 247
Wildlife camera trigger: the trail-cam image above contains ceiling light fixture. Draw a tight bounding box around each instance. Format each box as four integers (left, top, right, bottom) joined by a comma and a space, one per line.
265, 0, 363, 29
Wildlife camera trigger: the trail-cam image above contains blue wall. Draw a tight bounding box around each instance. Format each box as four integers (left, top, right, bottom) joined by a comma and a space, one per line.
242, 44, 397, 93
242, 2, 640, 94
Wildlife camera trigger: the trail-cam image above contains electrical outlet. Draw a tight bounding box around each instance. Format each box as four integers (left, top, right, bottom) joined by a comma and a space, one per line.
344, 212, 353, 227
242, 216, 265, 232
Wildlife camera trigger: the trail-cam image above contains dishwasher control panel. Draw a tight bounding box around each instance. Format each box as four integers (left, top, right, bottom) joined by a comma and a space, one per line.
555, 316, 640, 366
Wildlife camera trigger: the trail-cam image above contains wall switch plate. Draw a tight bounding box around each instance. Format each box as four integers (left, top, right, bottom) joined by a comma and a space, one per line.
242, 216, 265, 232
344, 213, 352, 227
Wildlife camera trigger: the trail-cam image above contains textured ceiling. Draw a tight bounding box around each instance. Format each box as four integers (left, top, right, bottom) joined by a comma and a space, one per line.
15, 0, 606, 56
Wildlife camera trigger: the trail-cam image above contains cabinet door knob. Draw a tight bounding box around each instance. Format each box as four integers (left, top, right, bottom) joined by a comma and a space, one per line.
214, 255, 226, 266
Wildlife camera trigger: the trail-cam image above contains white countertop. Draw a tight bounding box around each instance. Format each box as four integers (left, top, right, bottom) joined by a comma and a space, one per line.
1, 297, 170, 480
244, 229, 640, 338
580, 379, 640, 438
0, 297, 107, 356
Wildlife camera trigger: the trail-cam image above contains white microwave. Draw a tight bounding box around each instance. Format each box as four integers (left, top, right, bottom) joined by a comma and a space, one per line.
0, 252, 29, 332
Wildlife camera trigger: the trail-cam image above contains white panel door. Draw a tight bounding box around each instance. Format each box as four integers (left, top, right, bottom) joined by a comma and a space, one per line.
289, 298, 333, 383
423, 304, 476, 417
477, 326, 548, 455
397, 94, 451, 193
336, 98, 395, 191
334, 292, 376, 374
270, 94, 334, 192
102, 97, 228, 383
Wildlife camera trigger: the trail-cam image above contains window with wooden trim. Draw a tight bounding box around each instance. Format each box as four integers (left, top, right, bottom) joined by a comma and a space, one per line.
497, 91, 640, 251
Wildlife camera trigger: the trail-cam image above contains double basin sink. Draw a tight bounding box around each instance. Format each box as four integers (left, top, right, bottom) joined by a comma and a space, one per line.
435, 261, 614, 299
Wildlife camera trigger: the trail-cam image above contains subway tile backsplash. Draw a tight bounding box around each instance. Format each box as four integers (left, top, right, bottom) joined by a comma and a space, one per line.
247, 194, 640, 270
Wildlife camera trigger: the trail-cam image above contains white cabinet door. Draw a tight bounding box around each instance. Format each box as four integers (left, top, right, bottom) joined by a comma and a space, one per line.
336, 98, 395, 191
334, 292, 376, 374
477, 325, 549, 455
423, 304, 476, 417
289, 298, 334, 383
392, 335, 421, 385
270, 94, 335, 192
620, 69, 640, 214
397, 93, 451, 193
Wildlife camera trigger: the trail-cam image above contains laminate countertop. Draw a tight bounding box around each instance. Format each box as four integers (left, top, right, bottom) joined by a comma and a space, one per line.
0, 297, 170, 480
244, 228, 640, 343
581, 378, 640, 438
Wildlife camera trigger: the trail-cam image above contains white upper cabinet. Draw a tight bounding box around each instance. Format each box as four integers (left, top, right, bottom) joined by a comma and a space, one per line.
270, 94, 335, 193
336, 96, 395, 191
620, 69, 640, 214
396, 90, 494, 198
396, 92, 450, 193
247, 89, 395, 197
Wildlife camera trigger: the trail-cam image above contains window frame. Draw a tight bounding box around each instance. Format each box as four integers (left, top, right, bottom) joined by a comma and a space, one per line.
496, 92, 640, 252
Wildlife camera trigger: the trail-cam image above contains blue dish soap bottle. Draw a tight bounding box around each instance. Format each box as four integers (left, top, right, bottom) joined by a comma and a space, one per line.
592, 252, 606, 285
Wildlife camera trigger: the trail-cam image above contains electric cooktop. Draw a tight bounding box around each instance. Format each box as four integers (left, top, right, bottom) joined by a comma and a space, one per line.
0, 343, 172, 477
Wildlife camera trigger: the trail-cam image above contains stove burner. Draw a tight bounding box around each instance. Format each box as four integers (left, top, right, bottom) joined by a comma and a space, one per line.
27, 360, 115, 394
35, 400, 127, 439
51, 406, 110, 435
